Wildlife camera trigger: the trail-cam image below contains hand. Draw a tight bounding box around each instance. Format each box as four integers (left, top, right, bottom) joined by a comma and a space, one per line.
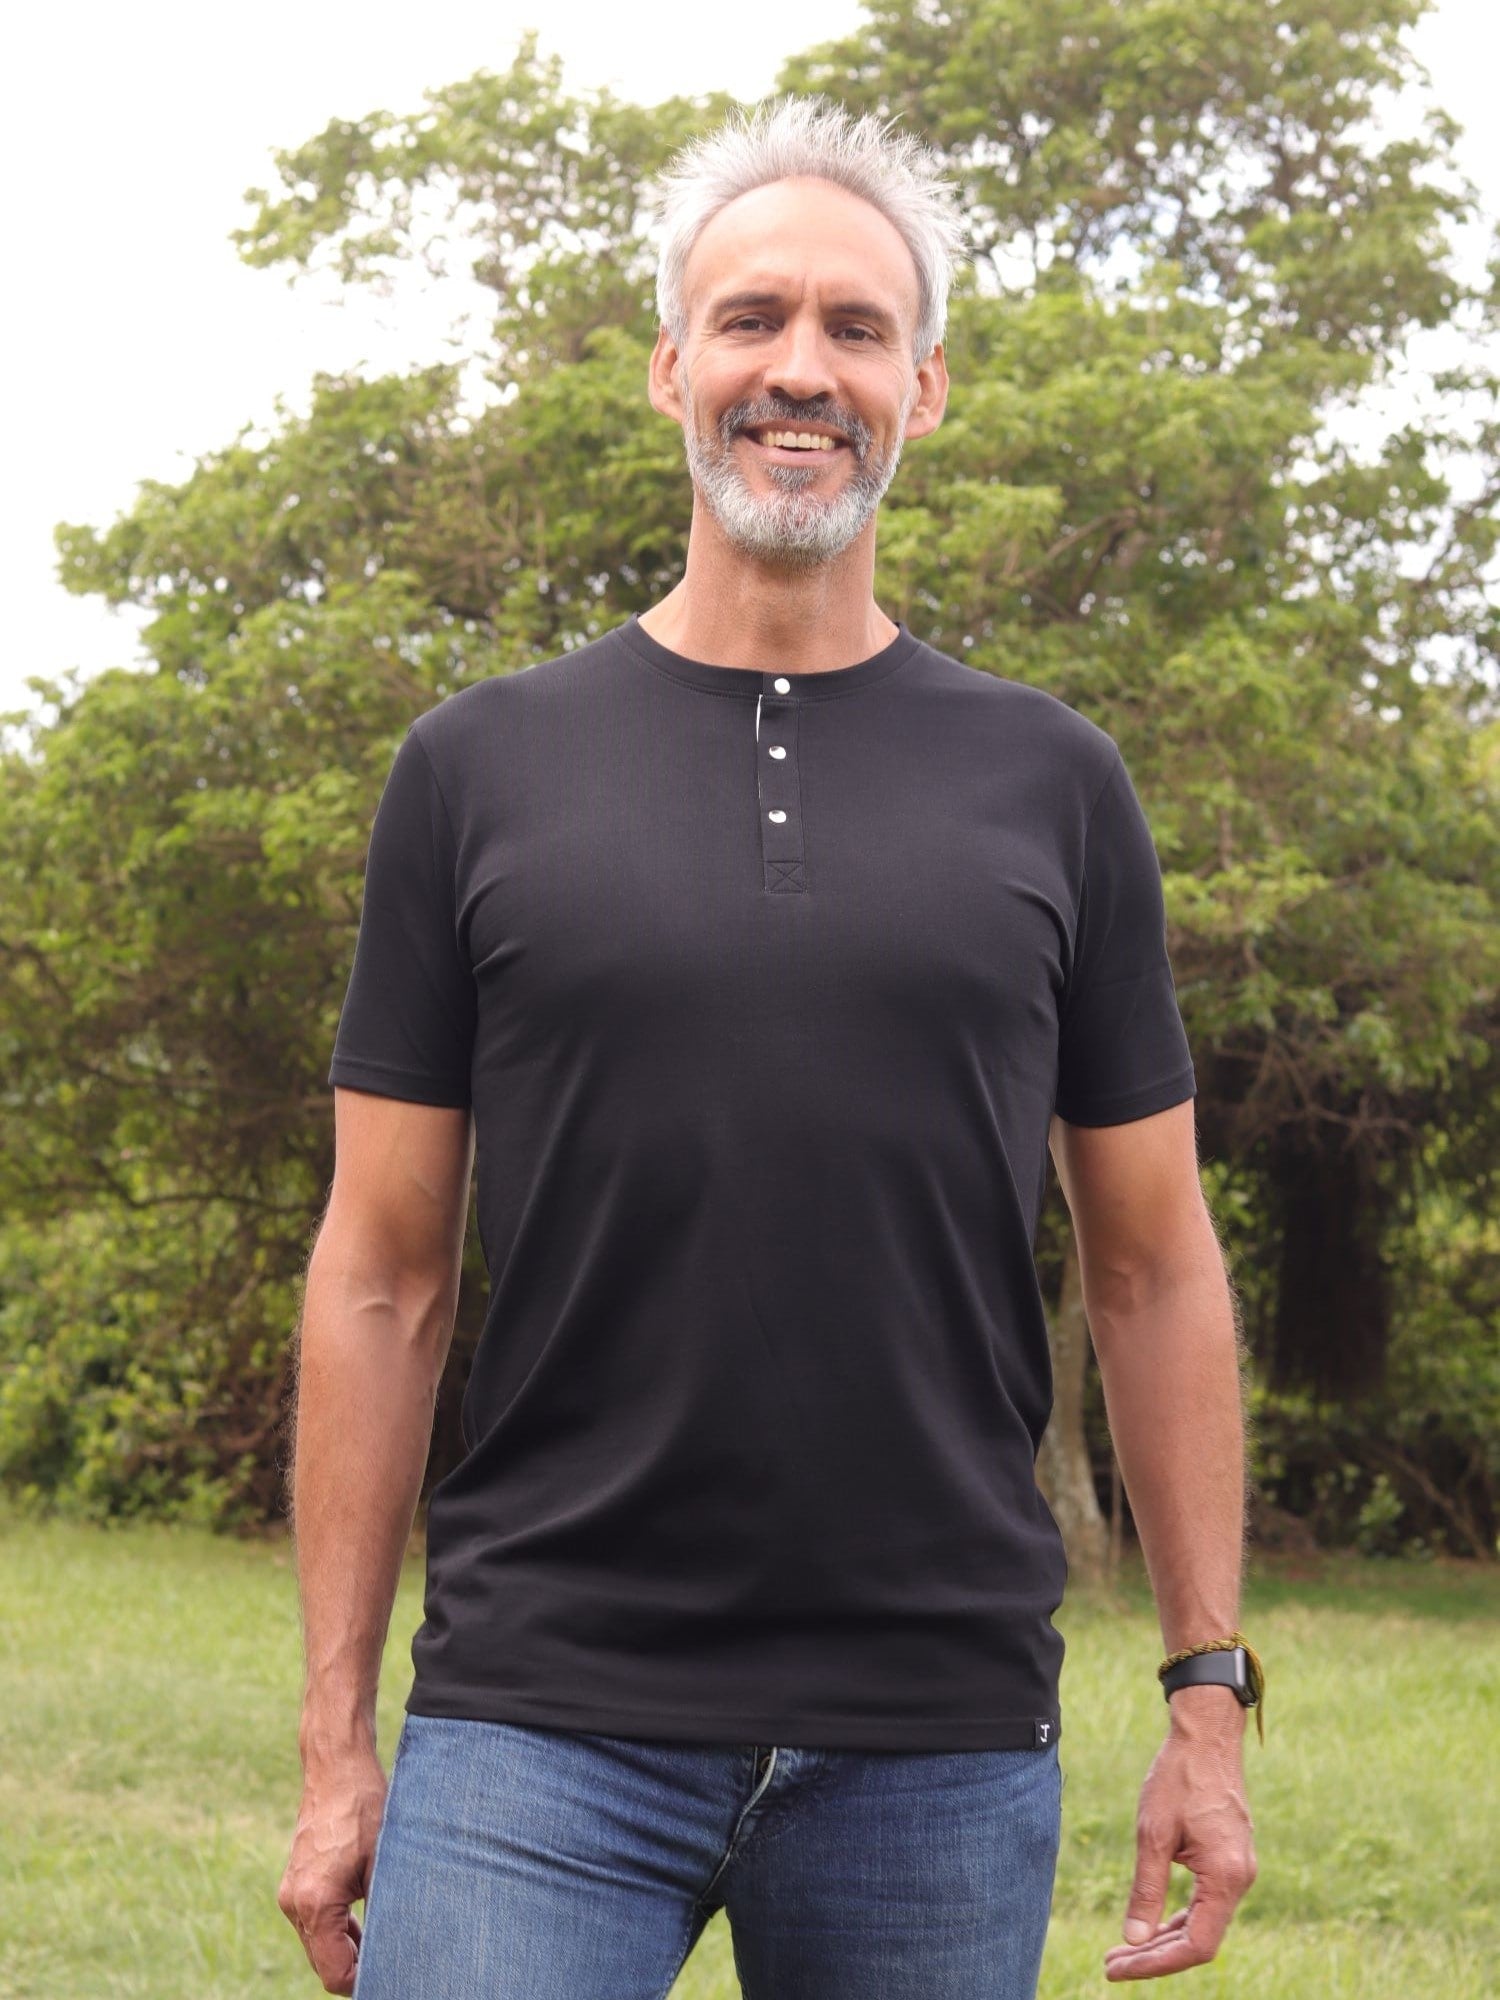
278, 1748, 389, 1995
1104, 1687, 1257, 1980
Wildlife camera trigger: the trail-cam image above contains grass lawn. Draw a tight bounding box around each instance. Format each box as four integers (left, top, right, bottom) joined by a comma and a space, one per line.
1, 1508, 1496, 1998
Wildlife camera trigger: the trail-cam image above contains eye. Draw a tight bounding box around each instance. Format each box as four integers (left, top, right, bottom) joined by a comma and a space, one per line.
725, 317, 876, 340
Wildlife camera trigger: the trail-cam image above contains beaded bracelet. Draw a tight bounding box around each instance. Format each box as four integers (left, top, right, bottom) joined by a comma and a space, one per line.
1157, 1629, 1266, 1744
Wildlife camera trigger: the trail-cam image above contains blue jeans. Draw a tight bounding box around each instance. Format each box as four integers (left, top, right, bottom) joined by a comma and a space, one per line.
352, 1713, 1063, 1999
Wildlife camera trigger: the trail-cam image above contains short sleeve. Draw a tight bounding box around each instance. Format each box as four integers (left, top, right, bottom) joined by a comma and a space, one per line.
1053, 749, 1196, 1127
327, 724, 476, 1108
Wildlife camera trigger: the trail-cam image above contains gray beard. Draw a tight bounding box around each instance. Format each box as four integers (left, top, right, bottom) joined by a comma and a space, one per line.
679, 371, 917, 572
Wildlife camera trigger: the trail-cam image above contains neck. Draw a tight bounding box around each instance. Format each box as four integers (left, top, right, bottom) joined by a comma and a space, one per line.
639, 516, 898, 675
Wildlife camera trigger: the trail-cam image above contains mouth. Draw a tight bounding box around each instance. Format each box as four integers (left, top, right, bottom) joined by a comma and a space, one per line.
736, 427, 851, 465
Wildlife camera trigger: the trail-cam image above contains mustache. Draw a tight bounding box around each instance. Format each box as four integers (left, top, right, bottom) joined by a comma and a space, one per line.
724, 406, 869, 451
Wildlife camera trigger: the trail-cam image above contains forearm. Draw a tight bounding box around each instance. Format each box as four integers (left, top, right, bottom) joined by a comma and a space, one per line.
289, 1223, 454, 1771
1087, 1228, 1248, 1657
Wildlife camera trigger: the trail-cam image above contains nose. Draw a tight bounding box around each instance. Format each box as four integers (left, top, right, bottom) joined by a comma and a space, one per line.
761, 313, 840, 409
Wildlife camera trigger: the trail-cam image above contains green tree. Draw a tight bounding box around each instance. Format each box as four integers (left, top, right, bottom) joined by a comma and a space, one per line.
3, 4, 1496, 1546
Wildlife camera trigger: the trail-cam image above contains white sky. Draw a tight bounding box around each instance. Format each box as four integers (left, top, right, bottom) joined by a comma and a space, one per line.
4, 0, 1496, 725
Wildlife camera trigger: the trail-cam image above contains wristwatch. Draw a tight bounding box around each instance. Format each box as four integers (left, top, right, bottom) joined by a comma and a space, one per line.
1160, 1644, 1256, 1706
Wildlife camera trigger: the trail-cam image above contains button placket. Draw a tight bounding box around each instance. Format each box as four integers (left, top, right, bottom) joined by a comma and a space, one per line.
758, 676, 806, 894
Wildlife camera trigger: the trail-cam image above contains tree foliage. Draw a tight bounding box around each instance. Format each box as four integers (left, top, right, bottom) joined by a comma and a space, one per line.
3, 2, 1496, 1539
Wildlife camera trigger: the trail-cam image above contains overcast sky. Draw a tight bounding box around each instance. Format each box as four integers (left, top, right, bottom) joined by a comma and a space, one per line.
5, 0, 1496, 725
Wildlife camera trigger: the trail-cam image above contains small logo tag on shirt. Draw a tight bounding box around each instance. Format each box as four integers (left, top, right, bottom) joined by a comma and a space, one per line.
1034, 1719, 1055, 1748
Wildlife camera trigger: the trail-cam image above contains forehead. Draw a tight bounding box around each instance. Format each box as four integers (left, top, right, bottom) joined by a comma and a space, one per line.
683, 176, 918, 328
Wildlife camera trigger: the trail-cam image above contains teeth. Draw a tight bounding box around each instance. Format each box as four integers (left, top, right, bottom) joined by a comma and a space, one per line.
752, 430, 838, 451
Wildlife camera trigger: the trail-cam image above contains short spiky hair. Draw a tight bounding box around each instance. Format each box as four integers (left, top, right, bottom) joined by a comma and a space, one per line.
651, 93, 970, 366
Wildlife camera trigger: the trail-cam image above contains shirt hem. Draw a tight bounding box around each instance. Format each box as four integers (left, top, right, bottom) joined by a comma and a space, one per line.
1052, 1065, 1196, 1128
327, 1056, 471, 1109
403, 1687, 1061, 1752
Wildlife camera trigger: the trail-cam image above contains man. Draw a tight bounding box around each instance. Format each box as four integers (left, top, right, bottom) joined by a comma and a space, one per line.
279, 92, 1257, 1999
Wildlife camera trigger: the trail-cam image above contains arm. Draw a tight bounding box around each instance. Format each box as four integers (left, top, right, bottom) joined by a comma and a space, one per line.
278, 1086, 474, 1997
1049, 1100, 1258, 1983
1052, 1098, 1248, 1661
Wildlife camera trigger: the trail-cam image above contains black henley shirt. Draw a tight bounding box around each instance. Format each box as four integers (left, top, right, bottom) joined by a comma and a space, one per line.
327, 611, 1197, 1751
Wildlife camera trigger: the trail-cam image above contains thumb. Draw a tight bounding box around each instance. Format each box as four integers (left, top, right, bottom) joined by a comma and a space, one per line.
1123, 1828, 1173, 1944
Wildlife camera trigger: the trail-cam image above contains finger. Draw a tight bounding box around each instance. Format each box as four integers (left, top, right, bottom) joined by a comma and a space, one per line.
1176, 1878, 1237, 1962
1105, 1932, 1202, 1981
1103, 1905, 1190, 1966
1121, 1821, 1175, 1944
1105, 1886, 1234, 1979
1104, 1904, 1184, 1968
303, 1911, 360, 1997
1110, 1907, 1190, 1941
1104, 1896, 1184, 1960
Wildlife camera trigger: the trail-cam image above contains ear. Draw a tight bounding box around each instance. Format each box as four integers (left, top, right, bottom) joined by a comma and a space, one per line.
648, 324, 686, 425
903, 341, 949, 444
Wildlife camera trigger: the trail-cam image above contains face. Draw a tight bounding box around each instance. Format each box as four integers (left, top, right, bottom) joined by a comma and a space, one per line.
651, 177, 947, 572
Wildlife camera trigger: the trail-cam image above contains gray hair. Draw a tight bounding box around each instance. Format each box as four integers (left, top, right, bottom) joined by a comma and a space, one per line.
651, 93, 970, 367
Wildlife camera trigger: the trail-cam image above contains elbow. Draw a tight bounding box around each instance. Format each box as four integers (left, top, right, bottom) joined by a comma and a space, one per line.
306, 1215, 460, 1377
1080, 1210, 1226, 1338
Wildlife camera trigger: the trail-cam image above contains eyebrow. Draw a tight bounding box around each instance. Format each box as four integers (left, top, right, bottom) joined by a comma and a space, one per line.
707, 289, 900, 336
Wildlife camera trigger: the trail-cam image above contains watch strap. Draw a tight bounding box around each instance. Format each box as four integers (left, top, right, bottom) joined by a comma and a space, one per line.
1157, 1630, 1266, 1745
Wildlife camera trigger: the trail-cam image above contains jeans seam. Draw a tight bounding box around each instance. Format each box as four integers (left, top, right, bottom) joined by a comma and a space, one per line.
654, 1899, 713, 2000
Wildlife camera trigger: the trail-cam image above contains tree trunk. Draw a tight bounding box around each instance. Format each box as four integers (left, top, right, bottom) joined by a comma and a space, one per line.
1037, 1229, 1109, 1583
1267, 1131, 1392, 1399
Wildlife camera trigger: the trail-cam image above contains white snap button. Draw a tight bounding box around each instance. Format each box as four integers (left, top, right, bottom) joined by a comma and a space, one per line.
769, 745, 786, 759
768, 809, 787, 823
773, 676, 790, 692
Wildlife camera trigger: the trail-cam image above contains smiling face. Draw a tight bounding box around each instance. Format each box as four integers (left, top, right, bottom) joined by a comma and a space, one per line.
650, 176, 948, 573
